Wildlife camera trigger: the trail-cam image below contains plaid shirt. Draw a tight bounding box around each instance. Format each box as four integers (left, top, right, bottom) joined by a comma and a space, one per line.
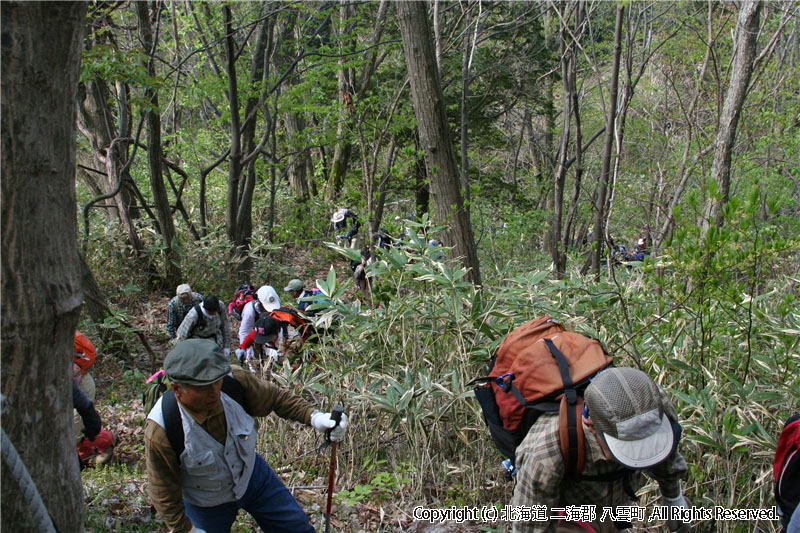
165, 292, 203, 338
175, 303, 231, 349
511, 389, 687, 533
144, 367, 315, 533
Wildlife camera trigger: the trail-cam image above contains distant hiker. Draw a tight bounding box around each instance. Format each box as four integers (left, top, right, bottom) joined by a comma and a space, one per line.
227, 284, 258, 321
331, 208, 360, 249
238, 285, 280, 367
285, 280, 329, 318
176, 295, 231, 356
631, 237, 649, 261
373, 228, 394, 250
511, 367, 690, 533
775, 413, 800, 532
166, 284, 204, 339
284, 279, 311, 312
144, 339, 348, 533
332, 208, 363, 274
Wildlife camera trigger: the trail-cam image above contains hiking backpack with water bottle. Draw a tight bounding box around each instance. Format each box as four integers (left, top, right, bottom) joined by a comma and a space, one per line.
473, 315, 613, 474
228, 284, 258, 320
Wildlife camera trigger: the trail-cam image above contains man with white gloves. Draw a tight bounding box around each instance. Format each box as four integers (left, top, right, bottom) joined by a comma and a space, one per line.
512, 367, 690, 532
145, 339, 348, 533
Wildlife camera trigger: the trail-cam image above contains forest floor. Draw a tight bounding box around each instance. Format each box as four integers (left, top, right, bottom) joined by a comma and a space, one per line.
81, 273, 479, 531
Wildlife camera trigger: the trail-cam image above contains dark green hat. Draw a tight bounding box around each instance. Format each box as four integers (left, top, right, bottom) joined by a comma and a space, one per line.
164, 339, 230, 386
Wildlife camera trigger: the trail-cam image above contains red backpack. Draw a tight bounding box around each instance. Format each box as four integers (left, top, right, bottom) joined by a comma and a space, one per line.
228, 284, 257, 320
473, 316, 613, 473
74, 331, 96, 374
269, 306, 315, 342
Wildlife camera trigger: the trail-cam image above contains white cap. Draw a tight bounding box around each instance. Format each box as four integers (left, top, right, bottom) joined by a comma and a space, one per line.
176, 284, 192, 296
256, 285, 281, 312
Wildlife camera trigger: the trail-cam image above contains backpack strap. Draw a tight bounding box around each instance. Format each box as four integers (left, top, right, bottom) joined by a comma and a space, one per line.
161, 388, 185, 462
544, 338, 583, 474
161, 375, 247, 463
191, 304, 206, 333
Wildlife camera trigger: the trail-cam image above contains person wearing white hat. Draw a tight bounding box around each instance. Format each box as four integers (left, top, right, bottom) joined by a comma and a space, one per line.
237, 285, 281, 371
165, 283, 203, 339
511, 367, 691, 533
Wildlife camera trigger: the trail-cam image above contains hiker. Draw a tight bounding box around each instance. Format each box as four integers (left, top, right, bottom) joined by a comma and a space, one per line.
144, 339, 348, 533
511, 367, 690, 533
73, 376, 115, 467
631, 237, 649, 261
227, 284, 257, 321
176, 295, 231, 356
238, 285, 281, 367
775, 412, 800, 533
284, 279, 317, 316
331, 208, 360, 248
73, 330, 97, 406
236, 316, 286, 372
166, 284, 204, 339
332, 208, 363, 273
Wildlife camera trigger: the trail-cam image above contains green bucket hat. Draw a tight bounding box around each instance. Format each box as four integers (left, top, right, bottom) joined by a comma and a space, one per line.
284, 279, 304, 292
164, 339, 231, 386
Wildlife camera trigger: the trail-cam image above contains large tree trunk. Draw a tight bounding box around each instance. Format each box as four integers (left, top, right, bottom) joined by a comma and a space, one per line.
1, 3, 87, 531
224, 5, 245, 249
326, 1, 357, 200
397, 0, 482, 286
590, 4, 624, 277
703, 0, 762, 233
551, 3, 582, 279
274, 12, 311, 202
137, 1, 181, 289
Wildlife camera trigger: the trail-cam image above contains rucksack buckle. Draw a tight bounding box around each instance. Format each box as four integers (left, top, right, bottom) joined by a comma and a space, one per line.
564, 388, 578, 405
496, 373, 514, 393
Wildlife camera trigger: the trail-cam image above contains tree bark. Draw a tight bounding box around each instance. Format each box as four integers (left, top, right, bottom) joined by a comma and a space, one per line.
224, 5, 244, 248
397, 0, 482, 286
1, 2, 87, 531
137, 1, 181, 289
590, 4, 624, 277
703, 0, 762, 233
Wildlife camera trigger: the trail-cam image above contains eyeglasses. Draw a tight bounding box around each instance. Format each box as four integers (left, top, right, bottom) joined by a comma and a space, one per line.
582, 402, 589, 419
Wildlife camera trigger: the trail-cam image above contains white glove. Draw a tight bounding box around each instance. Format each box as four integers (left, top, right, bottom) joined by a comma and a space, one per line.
223, 348, 230, 357
235, 348, 246, 363
663, 490, 691, 533
310, 410, 348, 441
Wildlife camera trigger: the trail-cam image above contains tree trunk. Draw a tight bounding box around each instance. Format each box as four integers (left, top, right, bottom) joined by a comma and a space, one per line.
703, 0, 762, 233
326, 1, 356, 200
224, 5, 244, 249
551, 13, 574, 278
137, 1, 181, 289
275, 13, 311, 202
590, 4, 624, 277
397, 0, 482, 286
1, 3, 87, 531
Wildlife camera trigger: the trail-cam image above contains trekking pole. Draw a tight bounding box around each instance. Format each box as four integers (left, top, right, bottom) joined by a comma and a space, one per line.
322, 404, 344, 533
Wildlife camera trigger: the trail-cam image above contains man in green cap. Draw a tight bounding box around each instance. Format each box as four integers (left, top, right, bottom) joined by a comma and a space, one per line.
145, 339, 348, 533
284, 278, 327, 317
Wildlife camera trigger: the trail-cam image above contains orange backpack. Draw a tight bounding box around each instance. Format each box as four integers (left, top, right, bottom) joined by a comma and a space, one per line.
269, 307, 316, 342
473, 316, 612, 473
74, 330, 97, 374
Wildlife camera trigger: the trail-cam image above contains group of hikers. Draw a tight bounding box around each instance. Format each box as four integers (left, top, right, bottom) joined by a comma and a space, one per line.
69, 211, 798, 533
